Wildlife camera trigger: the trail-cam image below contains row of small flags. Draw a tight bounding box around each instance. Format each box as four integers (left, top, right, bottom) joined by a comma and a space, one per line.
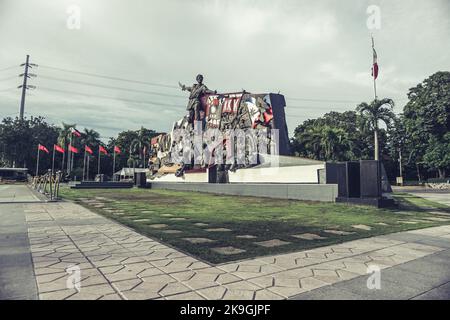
38, 144, 122, 155
36, 127, 124, 177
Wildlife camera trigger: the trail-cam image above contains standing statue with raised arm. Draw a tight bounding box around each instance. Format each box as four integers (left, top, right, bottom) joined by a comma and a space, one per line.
179, 74, 216, 124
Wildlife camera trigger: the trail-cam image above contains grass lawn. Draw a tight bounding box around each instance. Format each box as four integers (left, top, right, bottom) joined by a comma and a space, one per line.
60, 187, 450, 264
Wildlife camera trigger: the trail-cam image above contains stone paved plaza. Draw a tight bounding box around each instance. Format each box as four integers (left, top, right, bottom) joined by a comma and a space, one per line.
1, 185, 450, 300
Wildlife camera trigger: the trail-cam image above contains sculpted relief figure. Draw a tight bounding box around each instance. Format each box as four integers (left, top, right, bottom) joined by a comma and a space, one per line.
179, 74, 216, 124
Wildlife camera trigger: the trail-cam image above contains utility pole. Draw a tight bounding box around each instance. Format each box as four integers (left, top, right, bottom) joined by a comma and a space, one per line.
18, 55, 38, 120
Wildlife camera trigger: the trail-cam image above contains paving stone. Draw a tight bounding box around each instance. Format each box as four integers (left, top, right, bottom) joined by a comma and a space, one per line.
211, 246, 246, 255
111, 278, 143, 292
236, 235, 258, 239
148, 224, 168, 229
196, 286, 227, 300
165, 291, 205, 300
428, 211, 450, 217
254, 239, 291, 248
65, 284, 117, 300
133, 219, 151, 222
424, 217, 450, 222
399, 221, 419, 224
254, 289, 285, 300
193, 223, 209, 227
161, 214, 174, 217
376, 222, 389, 226
162, 230, 183, 234
291, 233, 327, 240
395, 211, 414, 216
182, 238, 216, 244
352, 225, 372, 231
170, 218, 187, 221
324, 230, 355, 236
39, 289, 77, 300
159, 282, 192, 297
205, 228, 232, 232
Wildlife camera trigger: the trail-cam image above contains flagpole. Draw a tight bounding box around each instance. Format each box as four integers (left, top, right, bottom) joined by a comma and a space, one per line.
372, 35, 378, 100
52, 146, 56, 176
87, 155, 90, 181
36, 146, 40, 176
68, 133, 72, 174
113, 147, 116, 181
98, 146, 101, 176
83, 150, 86, 181
61, 148, 65, 174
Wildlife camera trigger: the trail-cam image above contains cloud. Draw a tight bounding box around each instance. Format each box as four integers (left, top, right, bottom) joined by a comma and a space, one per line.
0, 0, 449, 137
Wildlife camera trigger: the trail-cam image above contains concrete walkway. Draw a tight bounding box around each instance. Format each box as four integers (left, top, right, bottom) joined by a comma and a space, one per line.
0, 203, 39, 299
0, 184, 42, 203
1, 185, 450, 300
408, 192, 450, 208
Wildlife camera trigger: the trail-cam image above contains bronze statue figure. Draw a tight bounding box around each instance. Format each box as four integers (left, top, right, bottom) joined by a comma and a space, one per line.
179, 74, 216, 123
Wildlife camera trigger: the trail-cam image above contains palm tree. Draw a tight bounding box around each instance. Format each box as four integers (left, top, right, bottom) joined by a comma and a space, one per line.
300, 125, 352, 161
81, 128, 101, 180
357, 98, 395, 161
58, 123, 76, 173
57, 122, 76, 148
130, 127, 151, 168
82, 128, 100, 146
320, 126, 352, 161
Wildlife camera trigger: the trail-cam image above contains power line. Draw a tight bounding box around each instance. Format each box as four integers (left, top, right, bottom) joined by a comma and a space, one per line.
0, 65, 18, 72
286, 96, 408, 104
37, 86, 184, 110
288, 104, 355, 110
39, 65, 179, 89
37, 85, 351, 112
39, 64, 408, 106
0, 87, 17, 93
38, 75, 185, 100
0, 75, 18, 82
287, 97, 363, 104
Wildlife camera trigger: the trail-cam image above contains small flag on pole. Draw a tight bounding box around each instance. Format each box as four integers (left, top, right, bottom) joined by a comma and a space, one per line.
54, 145, 65, 153
72, 129, 82, 137
99, 146, 108, 155
114, 146, 121, 154
38, 144, 49, 154
69, 145, 79, 153
372, 37, 379, 80
85, 145, 93, 155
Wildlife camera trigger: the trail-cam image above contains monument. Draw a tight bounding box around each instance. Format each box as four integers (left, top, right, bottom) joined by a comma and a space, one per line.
146, 75, 393, 206
149, 75, 291, 181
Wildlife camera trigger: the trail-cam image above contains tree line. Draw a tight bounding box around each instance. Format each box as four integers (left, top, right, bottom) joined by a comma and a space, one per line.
0, 118, 159, 178
1, 71, 448, 181
291, 71, 450, 181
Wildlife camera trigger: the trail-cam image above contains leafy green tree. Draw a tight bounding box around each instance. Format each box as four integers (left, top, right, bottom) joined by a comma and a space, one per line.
423, 134, 450, 178
293, 124, 352, 161
291, 111, 375, 162
109, 127, 158, 170
403, 71, 450, 178
0, 117, 58, 175
81, 128, 101, 179
357, 98, 395, 161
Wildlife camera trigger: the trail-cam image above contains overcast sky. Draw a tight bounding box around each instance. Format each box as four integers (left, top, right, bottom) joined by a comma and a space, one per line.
0, 0, 449, 140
